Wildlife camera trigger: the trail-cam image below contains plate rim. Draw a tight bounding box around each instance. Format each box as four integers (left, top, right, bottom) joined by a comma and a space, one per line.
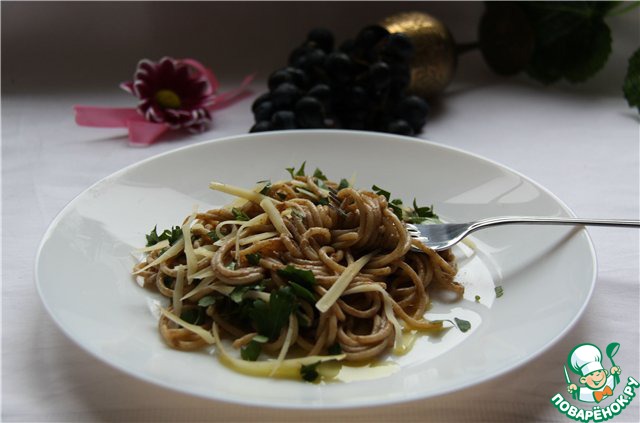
34, 129, 597, 409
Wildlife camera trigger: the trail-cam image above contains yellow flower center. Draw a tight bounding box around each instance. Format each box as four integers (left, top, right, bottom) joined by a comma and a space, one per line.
155, 89, 182, 109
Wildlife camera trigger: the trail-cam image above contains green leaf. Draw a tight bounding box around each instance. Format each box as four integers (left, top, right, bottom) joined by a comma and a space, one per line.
232, 208, 250, 221
338, 179, 350, 190
288, 281, 317, 303
313, 168, 328, 181
300, 361, 320, 382
257, 180, 272, 195
623, 47, 640, 112
277, 265, 316, 290
296, 161, 307, 177
317, 197, 329, 206
246, 253, 262, 266
475, 295, 481, 303
286, 162, 307, 178
495, 286, 504, 298
371, 185, 391, 201
198, 296, 216, 307
146, 225, 183, 247
229, 286, 249, 303
207, 231, 219, 242
180, 308, 204, 325
454, 317, 472, 333
240, 340, 262, 361
388, 199, 404, 221
249, 287, 295, 340
521, 2, 614, 83
328, 343, 342, 355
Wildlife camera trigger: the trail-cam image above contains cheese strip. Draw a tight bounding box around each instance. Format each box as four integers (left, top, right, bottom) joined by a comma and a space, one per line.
315, 252, 375, 313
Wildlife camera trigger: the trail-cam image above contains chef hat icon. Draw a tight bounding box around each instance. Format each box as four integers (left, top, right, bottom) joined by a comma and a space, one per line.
568, 343, 605, 376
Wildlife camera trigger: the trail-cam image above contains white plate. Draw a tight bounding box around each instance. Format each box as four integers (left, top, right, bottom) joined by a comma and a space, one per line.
35, 130, 596, 409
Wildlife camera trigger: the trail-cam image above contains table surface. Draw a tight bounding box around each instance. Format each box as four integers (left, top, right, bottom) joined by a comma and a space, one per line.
2, 3, 639, 422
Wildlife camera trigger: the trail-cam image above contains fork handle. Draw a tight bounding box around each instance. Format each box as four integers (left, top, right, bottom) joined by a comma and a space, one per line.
469, 216, 640, 233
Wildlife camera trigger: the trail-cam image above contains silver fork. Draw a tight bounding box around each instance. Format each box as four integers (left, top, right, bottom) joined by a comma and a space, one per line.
405, 216, 640, 251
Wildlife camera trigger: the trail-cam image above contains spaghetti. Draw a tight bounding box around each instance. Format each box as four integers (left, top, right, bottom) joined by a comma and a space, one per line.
133, 166, 464, 380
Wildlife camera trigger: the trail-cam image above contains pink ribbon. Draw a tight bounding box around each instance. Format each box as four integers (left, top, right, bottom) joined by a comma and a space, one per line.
74, 59, 254, 146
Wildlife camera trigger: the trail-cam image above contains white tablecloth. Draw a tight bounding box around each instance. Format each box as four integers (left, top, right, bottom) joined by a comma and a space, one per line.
2, 3, 639, 422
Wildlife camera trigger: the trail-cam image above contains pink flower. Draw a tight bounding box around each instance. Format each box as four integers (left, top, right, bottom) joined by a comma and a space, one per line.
120, 57, 216, 132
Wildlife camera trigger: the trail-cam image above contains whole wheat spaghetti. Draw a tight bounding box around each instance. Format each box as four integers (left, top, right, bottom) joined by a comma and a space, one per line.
133, 166, 463, 380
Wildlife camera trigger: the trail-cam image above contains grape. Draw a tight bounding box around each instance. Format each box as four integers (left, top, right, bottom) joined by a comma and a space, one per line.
307, 84, 331, 104
251, 92, 271, 113
254, 101, 274, 122
270, 83, 301, 109
250, 25, 430, 136
396, 96, 429, 132
355, 25, 390, 51
271, 110, 297, 129
382, 33, 414, 62
250, 121, 272, 132
325, 52, 352, 84
387, 119, 413, 135
369, 61, 391, 90
295, 97, 324, 128
307, 28, 334, 53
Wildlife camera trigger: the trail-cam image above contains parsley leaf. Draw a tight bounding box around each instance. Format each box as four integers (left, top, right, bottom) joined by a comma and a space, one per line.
495, 286, 504, 298
207, 231, 219, 242
405, 199, 439, 223
475, 295, 481, 303
240, 340, 262, 361
145, 225, 183, 247
338, 179, 350, 190
624, 47, 640, 112
313, 168, 328, 181
180, 308, 204, 325
328, 343, 342, 355
454, 317, 472, 333
277, 265, 316, 289
288, 281, 317, 303
249, 286, 295, 340
371, 185, 391, 201
388, 198, 404, 221
232, 208, 250, 221
300, 361, 321, 382
198, 296, 216, 307
257, 180, 272, 195
246, 253, 262, 265
286, 162, 307, 178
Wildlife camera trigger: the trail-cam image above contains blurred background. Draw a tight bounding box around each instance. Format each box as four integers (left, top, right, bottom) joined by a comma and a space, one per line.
3, 1, 636, 94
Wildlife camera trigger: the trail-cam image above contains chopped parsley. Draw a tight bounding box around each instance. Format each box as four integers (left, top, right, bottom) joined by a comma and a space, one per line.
240, 340, 262, 361
248, 286, 295, 340
206, 231, 219, 242
313, 168, 328, 181
232, 208, 250, 221
475, 295, 481, 303
371, 185, 391, 201
300, 361, 321, 382
454, 317, 472, 333
328, 343, 342, 355
246, 253, 262, 266
338, 178, 350, 190
145, 225, 183, 247
180, 308, 205, 325
286, 162, 307, 178
197, 296, 216, 307
277, 265, 317, 303
257, 180, 272, 195
495, 286, 504, 298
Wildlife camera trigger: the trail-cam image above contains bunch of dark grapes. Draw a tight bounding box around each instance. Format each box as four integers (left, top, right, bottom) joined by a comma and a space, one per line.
250, 26, 430, 136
